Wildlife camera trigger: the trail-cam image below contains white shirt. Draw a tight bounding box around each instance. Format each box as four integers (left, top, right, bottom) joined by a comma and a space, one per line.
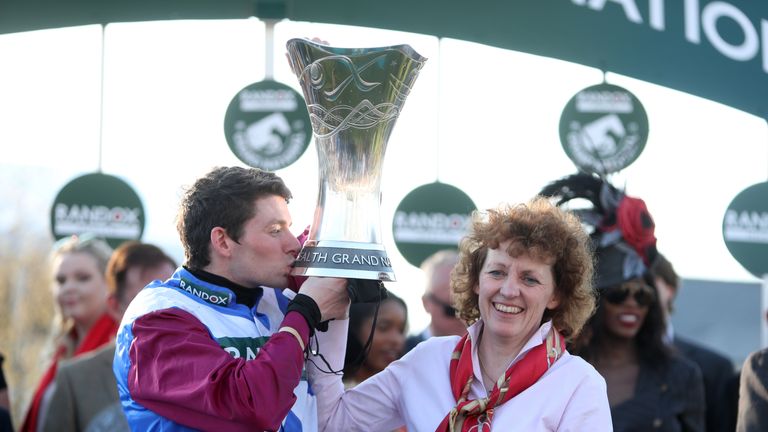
309, 319, 612, 432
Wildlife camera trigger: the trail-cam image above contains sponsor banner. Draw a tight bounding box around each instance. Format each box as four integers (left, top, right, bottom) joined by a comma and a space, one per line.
224, 80, 312, 171
50, 173, 145, 249
559, 83, 648, 174
302, 0, 768, 118
724, 212, 768, 243
393, 182, 476, 268
722, 181, 768, 277
3, 1, 767, 118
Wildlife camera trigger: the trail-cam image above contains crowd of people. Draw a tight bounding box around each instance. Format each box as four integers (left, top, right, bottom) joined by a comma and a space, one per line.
42, 241, 177, 432
1, 165, 767, 431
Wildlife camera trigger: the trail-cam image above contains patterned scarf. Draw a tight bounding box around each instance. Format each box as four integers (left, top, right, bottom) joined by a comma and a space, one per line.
436, 324, 565, 432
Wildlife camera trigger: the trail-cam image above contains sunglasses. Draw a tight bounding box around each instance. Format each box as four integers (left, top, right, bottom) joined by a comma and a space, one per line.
426, 293, 458, 318
603, 283, 656, 307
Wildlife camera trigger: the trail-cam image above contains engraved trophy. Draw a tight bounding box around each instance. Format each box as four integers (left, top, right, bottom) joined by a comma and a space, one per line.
286, 38, 426, 283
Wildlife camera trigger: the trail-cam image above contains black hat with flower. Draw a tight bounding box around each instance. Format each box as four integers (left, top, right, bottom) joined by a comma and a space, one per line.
539, 172, 658, 290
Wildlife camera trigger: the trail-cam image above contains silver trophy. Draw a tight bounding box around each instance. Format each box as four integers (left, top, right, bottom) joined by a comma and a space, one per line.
286, 38, 426, 281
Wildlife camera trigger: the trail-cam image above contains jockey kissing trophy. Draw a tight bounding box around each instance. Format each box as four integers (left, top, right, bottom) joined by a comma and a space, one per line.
286, 38, 426, 301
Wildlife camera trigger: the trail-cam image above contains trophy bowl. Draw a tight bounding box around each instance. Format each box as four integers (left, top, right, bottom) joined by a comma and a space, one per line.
286, 38, 426, 281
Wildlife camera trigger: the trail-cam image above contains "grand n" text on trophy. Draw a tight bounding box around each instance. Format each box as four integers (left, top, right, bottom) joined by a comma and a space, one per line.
286, 38, 426, 282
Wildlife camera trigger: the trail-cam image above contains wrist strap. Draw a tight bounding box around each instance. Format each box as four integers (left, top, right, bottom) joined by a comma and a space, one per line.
287, 293, 322, 336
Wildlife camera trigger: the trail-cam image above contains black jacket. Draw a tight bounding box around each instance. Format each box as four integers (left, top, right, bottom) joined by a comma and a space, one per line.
674, 336, 737, 432
611, 354, 705, 432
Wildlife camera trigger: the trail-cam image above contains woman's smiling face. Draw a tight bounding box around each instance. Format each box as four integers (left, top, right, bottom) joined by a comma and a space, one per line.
474, 240, 560, 347
358, 299, 407, 375
601, 279, 653, 340
53, 251, 108, 326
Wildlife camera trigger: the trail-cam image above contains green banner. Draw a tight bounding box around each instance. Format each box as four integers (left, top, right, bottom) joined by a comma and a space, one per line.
560, 83, 648, 174
1, 1, 766, 118
224, 80, 311, 171
392, 182, 476, 268
50, 172, 145, 249
722, 181, 768, 278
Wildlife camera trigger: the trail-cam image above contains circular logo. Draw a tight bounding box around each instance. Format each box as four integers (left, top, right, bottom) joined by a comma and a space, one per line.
224, 80, 312, 171
50, 173, 145, 249
559, 83, 649, 174
722, 181, 768, 278
392, 182, 477, 268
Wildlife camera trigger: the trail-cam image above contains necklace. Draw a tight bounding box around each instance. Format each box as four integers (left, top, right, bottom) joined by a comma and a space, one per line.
479, 360, 498, 388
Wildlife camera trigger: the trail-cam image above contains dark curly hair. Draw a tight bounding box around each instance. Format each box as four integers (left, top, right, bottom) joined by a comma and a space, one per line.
451, 197, 596, 339
176, 166, 292, 270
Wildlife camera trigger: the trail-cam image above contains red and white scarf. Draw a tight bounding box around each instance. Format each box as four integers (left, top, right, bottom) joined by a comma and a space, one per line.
20, 312, 118, 432
436, 324, 565, 432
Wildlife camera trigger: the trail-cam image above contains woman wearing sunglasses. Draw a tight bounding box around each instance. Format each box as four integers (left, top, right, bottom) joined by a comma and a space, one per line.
543, 173, 706, 431
571, 241, 705, 431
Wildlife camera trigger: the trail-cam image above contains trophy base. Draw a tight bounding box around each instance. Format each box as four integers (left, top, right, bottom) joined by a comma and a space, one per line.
291, 240, 396, 282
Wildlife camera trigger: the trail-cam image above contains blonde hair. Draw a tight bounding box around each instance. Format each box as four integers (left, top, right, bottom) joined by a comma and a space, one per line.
48, 234, 113, 354
52, 234, 113, 273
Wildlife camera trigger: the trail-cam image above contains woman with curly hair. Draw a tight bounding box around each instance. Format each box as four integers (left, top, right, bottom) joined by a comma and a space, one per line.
308, 197, 611, 431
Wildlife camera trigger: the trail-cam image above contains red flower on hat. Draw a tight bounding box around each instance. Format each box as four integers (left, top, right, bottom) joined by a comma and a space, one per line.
614, 196, 656, 265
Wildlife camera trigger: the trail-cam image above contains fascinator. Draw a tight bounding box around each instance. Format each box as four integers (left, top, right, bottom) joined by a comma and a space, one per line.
539, 172, 657, 289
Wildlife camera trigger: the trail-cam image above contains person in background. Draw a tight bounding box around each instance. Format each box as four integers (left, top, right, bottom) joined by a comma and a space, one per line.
404, 250, 465, 353
42, 241, 176, 432
572, 243, 705, 431
651, 252, 737, 432
542, 172, 705, 431
21, 235, 117, 432
734, 305, 768, 431
113, 166, 349, 431
1, 353, 11, 432
736, 346, 768, 431
343, 291, 408, 387
308, 197, 611, 431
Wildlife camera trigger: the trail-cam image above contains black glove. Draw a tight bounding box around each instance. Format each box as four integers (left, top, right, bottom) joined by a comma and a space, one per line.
347, 279, 388, 304
287, 293, 324, 335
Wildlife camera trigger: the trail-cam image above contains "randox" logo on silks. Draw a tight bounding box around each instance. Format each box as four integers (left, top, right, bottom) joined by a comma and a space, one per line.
178, 278, 232, 306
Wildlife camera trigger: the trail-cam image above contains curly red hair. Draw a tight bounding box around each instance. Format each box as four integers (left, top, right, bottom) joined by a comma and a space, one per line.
451, 197, 596, 339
